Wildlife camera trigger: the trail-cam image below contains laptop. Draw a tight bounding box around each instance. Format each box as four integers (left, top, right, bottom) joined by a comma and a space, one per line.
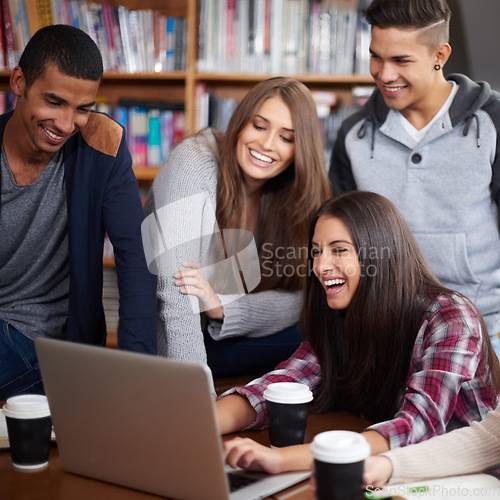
35, 338, 310, 500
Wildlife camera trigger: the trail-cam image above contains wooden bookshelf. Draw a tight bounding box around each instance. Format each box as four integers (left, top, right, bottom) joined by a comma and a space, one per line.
0, 0, 376, 152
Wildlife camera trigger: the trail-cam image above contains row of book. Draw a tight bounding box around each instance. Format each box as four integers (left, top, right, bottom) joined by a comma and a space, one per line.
0, 0, 187, 73
195, 84, 374, 163
198, 0, 372, 75
96, 100, 185, 167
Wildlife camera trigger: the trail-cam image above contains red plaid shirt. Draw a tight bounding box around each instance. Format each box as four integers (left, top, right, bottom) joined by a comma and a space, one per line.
220, 294, 498, 448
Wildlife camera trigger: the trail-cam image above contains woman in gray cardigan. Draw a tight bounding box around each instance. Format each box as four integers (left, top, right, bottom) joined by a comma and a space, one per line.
144, 77, 331, 378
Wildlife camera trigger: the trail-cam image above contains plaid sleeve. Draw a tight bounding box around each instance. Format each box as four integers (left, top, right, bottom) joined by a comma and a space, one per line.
366, 295, 492, 449
218, 342, 321, 430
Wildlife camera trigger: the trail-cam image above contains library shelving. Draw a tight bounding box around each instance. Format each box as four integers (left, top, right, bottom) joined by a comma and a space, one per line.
0, 0, 375, 157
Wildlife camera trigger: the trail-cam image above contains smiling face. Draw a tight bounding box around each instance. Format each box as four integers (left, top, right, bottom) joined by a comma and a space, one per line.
369, 26, 447, 119
312, 216, 360, 310
12, 63, 99, 158
236, 95, 295, 192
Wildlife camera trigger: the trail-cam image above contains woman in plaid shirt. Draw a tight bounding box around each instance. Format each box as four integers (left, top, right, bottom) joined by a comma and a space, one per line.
217, 191, 500, 474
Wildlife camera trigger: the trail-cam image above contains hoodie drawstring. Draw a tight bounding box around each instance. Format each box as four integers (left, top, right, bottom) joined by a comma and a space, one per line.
357, 117, 376, 159
463, 113, 481, 148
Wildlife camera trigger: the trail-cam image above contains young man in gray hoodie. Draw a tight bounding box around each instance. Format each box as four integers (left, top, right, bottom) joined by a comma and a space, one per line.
329, 0, 500, 357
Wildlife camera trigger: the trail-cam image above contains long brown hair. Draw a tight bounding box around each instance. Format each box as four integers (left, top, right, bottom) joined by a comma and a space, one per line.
214, 77, 331, 291
303, 191, 499, 422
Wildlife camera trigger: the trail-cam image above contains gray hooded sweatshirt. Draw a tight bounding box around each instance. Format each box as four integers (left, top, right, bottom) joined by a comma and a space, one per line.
329, 73, 500, 335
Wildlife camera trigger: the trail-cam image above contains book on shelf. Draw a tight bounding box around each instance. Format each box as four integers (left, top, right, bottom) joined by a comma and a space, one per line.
1, 0, 187, 75
3, 0, 18, 68
96, 99, 185, 167
197, 0, 370, 76
147, 109, 162, 167
102, 265, 119, 335
9, 0, 30, 57
37, 0, 54, 27
103, 233, 115, 261
235, 0, 249, 73
25, 0, 41, 36
0, 91, 17, 114
354, 0, 371, 76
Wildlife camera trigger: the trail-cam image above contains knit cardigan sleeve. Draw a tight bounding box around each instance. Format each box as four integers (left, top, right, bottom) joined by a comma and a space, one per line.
383, 406, 500, 485
145, 130, 304, 362
207, 289, 302, 340
145, 131, 219, 364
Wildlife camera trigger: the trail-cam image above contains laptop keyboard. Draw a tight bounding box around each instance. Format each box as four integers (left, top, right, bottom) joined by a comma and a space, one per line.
227, 471, 260, 492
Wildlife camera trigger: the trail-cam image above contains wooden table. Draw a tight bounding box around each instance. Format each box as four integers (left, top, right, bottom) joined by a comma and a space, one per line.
0, 411, 370, 500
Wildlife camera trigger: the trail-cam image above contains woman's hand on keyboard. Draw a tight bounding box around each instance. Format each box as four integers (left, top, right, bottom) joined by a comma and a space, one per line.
224, 437, 286, 474
223, 437, 312, 474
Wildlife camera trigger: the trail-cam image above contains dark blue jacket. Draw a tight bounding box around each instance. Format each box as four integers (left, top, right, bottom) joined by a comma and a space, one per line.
0, 111, 157, 354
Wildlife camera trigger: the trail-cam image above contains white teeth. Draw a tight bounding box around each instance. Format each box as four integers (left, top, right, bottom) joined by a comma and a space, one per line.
324, 279, 345, 286
385, 87, 404, 93
250, 149, 273, 163
44, 127, 63, 140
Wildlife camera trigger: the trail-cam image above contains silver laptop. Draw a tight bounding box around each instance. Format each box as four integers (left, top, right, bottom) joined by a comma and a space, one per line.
35, 338, 310, 500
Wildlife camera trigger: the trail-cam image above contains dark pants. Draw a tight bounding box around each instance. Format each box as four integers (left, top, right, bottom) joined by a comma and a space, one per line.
0, 320, 45, 400
205, 324, 302, 379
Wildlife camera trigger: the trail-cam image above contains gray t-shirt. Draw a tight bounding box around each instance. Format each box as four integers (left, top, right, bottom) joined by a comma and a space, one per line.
0, 147, 69, 340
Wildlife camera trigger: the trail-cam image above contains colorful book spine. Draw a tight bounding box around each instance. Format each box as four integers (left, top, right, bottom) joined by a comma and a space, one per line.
165, 17, 176, 72
147, 109, 162, 166
3, 0, 17, 68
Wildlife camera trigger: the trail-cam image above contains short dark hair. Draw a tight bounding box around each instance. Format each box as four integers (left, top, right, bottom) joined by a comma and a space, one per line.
18, 24, 103, 90
366, 0, 451, 47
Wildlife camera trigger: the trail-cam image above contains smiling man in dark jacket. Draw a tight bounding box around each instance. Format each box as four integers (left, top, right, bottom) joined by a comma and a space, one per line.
0, 25, 157, 399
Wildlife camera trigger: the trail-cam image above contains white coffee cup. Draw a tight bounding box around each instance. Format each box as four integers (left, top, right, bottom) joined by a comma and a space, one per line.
311, 430, 370, 500
263, 382, 313, 405
3, 394, 52, 470
263, 382, 313, 447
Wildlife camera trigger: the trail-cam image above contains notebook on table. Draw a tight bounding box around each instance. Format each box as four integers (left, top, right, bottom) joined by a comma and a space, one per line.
35, 338, 310, 500
365, 473, 500, 499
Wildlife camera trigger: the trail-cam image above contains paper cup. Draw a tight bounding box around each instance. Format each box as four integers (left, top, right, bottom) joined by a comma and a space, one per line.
3, 394, 52, 470
311, 430, 370, 500
263, 382, 313, 447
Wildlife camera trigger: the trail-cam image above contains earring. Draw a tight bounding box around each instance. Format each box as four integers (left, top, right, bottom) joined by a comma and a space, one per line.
434, 64, 441, 71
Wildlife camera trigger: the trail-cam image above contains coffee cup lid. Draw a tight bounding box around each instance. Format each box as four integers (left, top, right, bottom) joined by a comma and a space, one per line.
3, 394, 51, 419
311, 430, 370, 463
263, 382, 313, 404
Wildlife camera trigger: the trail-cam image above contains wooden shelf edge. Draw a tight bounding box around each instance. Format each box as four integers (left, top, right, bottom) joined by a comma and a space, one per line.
194, 73, 375, 84
133, 166, 160, 180
0, 70, 187, 80
0, 70, 374, 85
102, 71, 187, 81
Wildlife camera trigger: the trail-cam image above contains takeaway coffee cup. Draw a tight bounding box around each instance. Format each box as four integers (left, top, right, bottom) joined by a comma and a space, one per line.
311, 430, 370, 500
263, 382, 313, 447
3, 394, 52, 470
